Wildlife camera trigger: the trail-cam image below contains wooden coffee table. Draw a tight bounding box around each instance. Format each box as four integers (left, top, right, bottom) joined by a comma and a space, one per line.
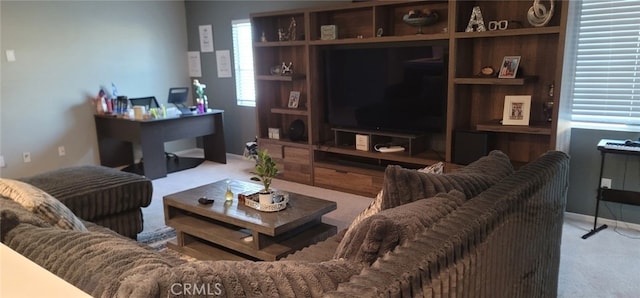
163, 179, 337, 261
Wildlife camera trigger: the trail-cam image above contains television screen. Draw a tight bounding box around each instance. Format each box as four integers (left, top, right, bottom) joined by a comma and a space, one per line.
324, 44, 447, 134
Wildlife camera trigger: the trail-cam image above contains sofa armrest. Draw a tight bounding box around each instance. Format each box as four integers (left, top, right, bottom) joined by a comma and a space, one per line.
19, 166, 152, 221
3, 222, 185, 297
326, 151, 569, 298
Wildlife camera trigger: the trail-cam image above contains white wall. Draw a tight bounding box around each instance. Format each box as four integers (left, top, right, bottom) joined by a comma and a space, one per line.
1, 1, 192, 178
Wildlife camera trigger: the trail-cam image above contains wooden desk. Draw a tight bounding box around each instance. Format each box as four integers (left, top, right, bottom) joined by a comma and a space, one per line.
94, 110, 226, 179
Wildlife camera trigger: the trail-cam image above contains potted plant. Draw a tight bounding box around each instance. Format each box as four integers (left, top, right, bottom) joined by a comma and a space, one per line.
250, 149, 279, 205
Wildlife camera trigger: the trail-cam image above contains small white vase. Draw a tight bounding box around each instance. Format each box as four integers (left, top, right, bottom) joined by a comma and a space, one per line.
259, 191, 273, 206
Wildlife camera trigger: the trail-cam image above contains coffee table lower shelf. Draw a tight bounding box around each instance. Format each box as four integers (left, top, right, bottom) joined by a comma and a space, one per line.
167, 216, 337, 261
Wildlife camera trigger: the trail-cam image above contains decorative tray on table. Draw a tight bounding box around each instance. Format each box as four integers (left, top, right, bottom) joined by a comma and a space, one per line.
242, 191, 290, 212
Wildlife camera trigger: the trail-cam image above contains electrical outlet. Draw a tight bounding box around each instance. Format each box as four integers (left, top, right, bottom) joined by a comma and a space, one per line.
58, 146, 66, 157
601, 178, 612, 189
0, 155, 5, 168
23, 152, 31, 163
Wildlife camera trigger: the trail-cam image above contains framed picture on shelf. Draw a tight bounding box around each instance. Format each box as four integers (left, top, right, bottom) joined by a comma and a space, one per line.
498, 56, 521, 79
288, 91, 300, 108
502, 95, 531, 125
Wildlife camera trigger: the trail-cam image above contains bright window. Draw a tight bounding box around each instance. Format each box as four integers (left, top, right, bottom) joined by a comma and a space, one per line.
570, 0, 640, 131
232, 19, 256, 107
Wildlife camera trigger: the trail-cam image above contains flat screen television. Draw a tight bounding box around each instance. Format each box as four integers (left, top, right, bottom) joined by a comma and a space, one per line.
324, 43, 447, 134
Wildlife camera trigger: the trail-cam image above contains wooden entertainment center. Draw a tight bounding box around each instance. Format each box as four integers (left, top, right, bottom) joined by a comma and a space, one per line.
251, 0, 571, 196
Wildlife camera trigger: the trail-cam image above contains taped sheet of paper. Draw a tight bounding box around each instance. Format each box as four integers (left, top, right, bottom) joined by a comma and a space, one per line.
187, 51, 202, 77
216, 50, 232, 78
199, 25, 214, 53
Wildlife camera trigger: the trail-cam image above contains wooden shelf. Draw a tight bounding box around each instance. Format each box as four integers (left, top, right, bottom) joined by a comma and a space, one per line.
271, 107, 308, 116
453, 76, 538, 85
315, 144, 442, 166
258, 137, 310, 149
253, 40, 306, 47
256, 74, 306, 81
454, 26, 562, 39
476, 120, 552, 135
308, 33, 449, 45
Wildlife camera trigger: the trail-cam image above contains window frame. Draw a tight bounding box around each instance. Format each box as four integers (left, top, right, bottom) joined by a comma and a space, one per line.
568, 0, 640, 132
231, 18, 256, 107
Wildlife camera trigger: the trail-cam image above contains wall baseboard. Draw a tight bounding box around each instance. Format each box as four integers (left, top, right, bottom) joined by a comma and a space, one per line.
564, 212, 640, 231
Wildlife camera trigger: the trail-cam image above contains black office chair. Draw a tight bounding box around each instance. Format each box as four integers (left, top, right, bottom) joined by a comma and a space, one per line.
129, 96, 178, 160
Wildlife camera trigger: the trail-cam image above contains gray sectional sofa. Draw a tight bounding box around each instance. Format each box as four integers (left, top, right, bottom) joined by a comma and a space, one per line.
0, 150, 569, 297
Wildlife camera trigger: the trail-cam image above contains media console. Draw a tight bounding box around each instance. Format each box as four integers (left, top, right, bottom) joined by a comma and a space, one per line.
312, 128, 446, 196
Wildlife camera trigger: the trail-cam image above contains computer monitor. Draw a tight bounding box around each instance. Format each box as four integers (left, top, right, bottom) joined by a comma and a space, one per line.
168, 87, 189, 105
129, 96, 160, 109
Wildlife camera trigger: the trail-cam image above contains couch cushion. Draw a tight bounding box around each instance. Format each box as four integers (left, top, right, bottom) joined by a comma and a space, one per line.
348, 151, 513, 231
0, 179, 88, 232
1, 198, 52, 241
335, 190, 465, 264
348, 162, 444, 232
381, 150, 513, 210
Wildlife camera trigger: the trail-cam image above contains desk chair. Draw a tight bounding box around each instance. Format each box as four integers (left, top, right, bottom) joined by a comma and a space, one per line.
129, 96, 178, 160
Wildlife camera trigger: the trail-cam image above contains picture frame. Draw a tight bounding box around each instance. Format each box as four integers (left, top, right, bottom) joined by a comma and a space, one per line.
498, 56, 521, 79
502, 95, 531, 125
320, 25, 337, 40
288, 91, 300, 108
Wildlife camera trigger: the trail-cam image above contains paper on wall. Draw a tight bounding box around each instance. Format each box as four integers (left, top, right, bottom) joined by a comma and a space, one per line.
216, 50, 232, 78
187, 51, 202, 77
199, 25, 214, 53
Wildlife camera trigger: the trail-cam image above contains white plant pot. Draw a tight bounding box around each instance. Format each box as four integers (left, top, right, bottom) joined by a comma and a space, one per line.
259, 191, 273, 206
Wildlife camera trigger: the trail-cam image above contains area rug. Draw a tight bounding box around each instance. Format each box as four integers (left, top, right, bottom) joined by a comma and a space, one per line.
137, 226, 177, 251
137, 226, 199, 262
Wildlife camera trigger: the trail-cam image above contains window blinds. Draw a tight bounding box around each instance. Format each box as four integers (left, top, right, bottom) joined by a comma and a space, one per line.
232, 19, 256, 107
571, 0, 640, 128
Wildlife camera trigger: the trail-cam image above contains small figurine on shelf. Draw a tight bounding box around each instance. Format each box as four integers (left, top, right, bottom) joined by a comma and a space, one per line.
193, 79, 209, 112
278, 28, 284, 41
543, 82, 555, 122
281, 62, 293, 75
261, 31, 267, 42
288, 17, 297, 41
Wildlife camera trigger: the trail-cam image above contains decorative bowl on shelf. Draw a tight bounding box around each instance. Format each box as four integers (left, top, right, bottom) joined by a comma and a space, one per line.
402, 12, 439, 34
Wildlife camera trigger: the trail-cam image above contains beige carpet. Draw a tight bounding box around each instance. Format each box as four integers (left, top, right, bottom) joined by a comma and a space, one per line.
141, 150, 640, 297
